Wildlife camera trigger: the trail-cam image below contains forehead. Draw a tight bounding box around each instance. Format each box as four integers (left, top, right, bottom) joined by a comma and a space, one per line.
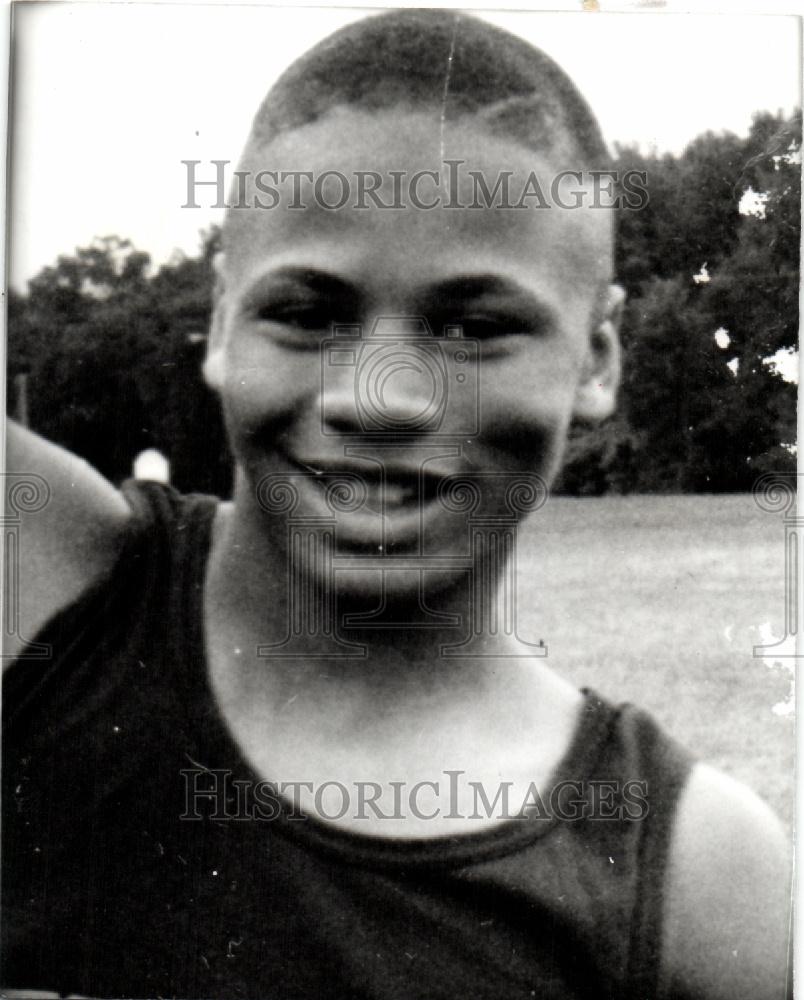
223, 108, 612, 307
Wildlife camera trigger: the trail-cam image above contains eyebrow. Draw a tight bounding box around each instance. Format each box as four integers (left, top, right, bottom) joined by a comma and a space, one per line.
429, 274, 527, 299
241, 266, 360, 305
425, 274, 560, 327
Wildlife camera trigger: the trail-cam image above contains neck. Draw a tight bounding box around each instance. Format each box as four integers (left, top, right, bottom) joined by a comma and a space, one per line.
205, 486, 535, 709
203, 489, 584, 837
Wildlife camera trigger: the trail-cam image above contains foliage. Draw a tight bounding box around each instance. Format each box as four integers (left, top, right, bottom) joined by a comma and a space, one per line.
7, 231, 232, 494
560, 109, 799, 493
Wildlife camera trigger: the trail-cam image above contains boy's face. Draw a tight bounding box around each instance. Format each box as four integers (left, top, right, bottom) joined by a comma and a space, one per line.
206, 107, 621, 600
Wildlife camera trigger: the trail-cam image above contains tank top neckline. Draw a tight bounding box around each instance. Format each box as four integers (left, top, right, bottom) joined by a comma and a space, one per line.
175, 492, 623, 871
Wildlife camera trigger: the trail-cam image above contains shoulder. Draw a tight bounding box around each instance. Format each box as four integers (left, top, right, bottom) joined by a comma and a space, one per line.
3, 465, 131, 664
4, 473, 214, 664
659, 762, 792, 1000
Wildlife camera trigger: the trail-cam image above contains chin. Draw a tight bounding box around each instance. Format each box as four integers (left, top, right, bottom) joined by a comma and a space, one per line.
307, 558, 467, 620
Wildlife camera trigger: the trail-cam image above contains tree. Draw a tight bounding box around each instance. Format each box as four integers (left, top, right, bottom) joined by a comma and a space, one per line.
691, 111, 800, 486
8, 229, 232, 492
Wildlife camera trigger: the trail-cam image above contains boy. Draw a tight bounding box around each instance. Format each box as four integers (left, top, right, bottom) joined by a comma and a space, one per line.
2, 9, 791, 999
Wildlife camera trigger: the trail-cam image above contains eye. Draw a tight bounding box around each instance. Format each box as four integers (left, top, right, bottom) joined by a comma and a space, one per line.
255, 302, 333, 332
449, 314, 534, 341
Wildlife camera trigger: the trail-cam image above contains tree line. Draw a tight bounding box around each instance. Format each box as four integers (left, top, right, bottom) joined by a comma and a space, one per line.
7, 110, 799, 496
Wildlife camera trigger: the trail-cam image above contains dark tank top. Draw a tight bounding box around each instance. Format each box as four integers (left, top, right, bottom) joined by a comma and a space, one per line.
3, 481, 692, 999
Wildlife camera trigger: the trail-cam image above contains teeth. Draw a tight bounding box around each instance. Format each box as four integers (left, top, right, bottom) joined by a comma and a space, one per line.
362, 481, 416, 509
301, 464, 424, 510
298, 461, 325, 477
384, 483, 414, 506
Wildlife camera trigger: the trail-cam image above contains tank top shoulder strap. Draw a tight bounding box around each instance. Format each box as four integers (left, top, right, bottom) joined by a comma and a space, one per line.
608, 698, 694, 997
120, 478, 219, 562
119, 478, 218, 573
119, 477, 219, 663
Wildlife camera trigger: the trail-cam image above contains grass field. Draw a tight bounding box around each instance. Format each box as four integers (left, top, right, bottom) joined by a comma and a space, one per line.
515, 493, 795, 835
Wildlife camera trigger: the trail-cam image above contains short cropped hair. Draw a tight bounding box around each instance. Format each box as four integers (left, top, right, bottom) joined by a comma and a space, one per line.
239, 9, 609, 169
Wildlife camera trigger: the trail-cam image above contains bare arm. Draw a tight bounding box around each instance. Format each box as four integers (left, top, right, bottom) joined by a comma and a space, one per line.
659, 762, 793, 1000
3, 419, 132, 662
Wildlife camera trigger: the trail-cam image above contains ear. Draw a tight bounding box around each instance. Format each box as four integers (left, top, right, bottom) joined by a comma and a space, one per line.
202, 252, 228, 393
572, 283, 624, 422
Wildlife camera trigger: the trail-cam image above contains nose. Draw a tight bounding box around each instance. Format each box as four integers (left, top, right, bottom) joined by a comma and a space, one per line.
319, 353, 362, 435
320, 317, 447, 436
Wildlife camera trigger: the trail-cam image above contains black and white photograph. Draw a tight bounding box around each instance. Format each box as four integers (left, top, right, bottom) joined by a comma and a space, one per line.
1, 3, 799, 997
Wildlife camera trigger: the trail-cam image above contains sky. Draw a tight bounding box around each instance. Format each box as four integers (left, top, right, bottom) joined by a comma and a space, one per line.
8, 3, 802, 290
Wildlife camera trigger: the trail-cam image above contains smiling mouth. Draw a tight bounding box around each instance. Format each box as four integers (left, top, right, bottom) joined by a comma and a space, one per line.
290, 457, 443, 514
